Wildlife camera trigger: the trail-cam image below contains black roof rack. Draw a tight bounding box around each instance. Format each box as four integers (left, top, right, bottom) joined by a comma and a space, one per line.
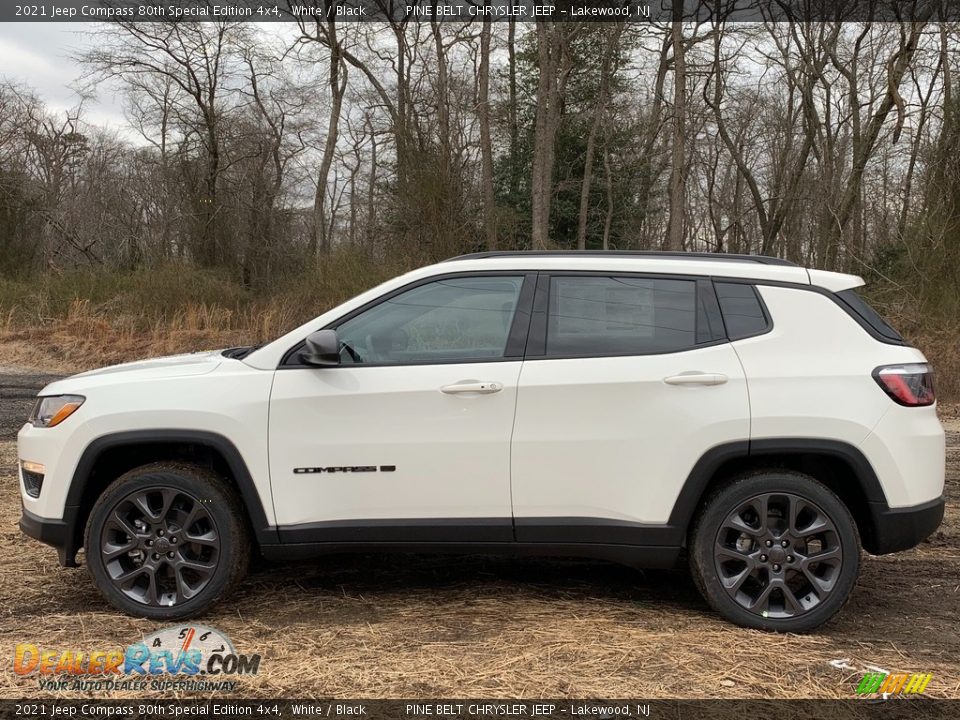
445, 250, 798, 267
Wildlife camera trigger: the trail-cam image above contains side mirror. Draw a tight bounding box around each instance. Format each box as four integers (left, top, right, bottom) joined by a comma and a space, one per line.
301, 329, 341, 366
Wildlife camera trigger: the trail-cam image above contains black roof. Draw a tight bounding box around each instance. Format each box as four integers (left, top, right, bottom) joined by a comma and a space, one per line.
445, 250, 798, 267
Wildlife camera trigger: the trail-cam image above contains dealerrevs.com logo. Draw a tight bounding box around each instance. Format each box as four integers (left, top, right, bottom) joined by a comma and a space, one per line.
13, 625, 260, 692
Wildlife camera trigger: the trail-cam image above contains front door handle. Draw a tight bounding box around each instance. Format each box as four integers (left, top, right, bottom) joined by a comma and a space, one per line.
664, 372, 728, 386
440, 381, 504, 395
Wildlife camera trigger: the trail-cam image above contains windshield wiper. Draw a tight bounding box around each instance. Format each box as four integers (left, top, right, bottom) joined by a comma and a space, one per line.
222, 344, 262, 360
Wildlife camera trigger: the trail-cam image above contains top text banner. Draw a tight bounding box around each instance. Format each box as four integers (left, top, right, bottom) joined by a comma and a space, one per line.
2, 0, 953, 23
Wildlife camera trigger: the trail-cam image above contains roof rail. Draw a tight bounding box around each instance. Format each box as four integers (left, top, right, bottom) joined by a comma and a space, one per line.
444, 250, 798, 267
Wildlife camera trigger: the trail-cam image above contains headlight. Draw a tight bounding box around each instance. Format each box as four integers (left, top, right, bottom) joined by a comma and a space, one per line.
29, 395, 85, 428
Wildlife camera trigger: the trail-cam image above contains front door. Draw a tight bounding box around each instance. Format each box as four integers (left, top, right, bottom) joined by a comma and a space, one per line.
268, 273, 534, 542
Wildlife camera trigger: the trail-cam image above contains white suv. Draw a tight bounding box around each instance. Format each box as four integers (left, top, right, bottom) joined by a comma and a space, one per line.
18, 251, 945, 631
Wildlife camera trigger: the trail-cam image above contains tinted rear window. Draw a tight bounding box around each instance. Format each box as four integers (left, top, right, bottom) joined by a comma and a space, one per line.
836, 289, 904, 342
714, 282, 769, 339
546, 276, 700, 356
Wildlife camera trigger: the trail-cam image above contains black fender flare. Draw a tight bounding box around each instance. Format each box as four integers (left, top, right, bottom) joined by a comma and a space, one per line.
667, 438, 887, 546
67, 429, 278, 547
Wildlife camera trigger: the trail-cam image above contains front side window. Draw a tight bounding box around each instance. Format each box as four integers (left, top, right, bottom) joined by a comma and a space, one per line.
546, 276, 699, 356
334, 276, 524, 365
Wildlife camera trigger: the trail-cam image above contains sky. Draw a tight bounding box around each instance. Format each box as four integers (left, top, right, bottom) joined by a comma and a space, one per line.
0, 22, 129, 132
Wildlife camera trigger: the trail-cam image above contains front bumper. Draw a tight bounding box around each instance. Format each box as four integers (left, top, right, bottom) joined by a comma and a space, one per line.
20, 505, 81, 567
864, 495, 945, 555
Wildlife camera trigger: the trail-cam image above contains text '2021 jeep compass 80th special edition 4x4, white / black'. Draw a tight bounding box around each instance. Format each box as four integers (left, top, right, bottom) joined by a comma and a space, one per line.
18, 251, 945, 631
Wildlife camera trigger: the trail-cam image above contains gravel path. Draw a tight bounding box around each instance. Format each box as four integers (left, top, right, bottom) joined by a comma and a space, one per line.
0, 369, 64, 439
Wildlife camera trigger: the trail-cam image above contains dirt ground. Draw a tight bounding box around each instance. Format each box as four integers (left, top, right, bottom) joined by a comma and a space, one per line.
0, 367, 957, 700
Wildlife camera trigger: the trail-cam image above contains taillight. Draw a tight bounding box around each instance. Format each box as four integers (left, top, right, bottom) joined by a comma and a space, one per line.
873, 363, 935, 406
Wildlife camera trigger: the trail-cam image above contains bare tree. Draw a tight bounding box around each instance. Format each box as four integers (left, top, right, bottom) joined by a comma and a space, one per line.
124, 72, 179, 259
531, 23, 579, 249
82, 21, 245, 265
295, 9, 349, 256
577, 25, 624, 250
705, 21, 839, 257
822, 12, 935, 261
667, 10, 687, 250
478, 17, 497, 250
239, 43, 308, 284
507, 19, 521, 201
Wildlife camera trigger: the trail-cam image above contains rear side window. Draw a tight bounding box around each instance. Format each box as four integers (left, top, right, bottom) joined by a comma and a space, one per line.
546, 276, 702, 356
714, 282, 769, 340
836, 289, 904, 343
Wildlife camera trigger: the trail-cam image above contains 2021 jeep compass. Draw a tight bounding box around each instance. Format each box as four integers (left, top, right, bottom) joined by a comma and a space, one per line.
18, 251, 945, 631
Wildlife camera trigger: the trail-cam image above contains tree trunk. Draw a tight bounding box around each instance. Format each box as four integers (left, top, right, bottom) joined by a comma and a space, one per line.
577, 27, 620, 250
312, 19, 347, 257
666, 16, 686, 251
365, 117, 378, 249
531, 24, 572, 250
201, 123, 219, 266
899, 61, 939, 240
478, 19, 497, 250
508, 19, 520, 201
601, 131, 614, 250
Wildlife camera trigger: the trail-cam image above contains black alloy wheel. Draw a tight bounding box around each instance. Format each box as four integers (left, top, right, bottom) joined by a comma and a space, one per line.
100, 486, 221, 607
713, 492, 843, 618
690, 470, 860, 632
85, 462, 250, 619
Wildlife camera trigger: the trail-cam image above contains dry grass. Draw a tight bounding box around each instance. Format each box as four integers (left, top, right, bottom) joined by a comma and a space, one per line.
0, 417, 957, 700
0, 299, 298, 373
0, 255, 403, 374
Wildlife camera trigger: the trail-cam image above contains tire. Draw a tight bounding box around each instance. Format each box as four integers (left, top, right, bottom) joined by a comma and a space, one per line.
84, 462, 250, 619
689, 470, 860, 632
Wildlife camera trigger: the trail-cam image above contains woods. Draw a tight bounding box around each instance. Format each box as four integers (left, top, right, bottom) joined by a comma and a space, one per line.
0, 16, 958, 374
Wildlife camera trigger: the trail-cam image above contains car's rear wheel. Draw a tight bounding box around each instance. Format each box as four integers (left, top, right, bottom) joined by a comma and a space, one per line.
85, 462, 250, 619
690, 470, 860, 632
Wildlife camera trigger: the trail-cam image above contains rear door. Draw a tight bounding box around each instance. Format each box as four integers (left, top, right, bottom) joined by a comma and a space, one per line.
510, 273, 751, 540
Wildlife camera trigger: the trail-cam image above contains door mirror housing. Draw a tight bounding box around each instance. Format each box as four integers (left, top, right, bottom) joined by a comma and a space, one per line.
301, 329, 341, 366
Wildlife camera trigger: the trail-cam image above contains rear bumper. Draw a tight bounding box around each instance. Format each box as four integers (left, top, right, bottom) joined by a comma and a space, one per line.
20, 505, 80, 567
864, 496, 945, 555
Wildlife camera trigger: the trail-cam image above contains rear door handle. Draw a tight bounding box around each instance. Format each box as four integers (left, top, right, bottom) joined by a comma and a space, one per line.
664, 372, 728, 386
440, 381, 504, 395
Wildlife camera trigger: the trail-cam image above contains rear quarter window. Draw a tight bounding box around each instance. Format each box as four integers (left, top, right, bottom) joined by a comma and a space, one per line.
835, 289, 905, 343
714, 282, 770, 340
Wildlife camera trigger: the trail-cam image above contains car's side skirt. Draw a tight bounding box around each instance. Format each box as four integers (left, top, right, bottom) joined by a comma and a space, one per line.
261, 541, 681, 569
268, 517, 683, 569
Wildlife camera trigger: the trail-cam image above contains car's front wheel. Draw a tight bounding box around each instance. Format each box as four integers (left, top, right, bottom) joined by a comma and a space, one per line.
85, 462, 250, 619
690, 470, 860, 632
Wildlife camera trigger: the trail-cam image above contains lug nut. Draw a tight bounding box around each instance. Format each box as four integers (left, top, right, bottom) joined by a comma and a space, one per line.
146, 540, 153, 547
787, 555, 795, 563
167, 551, 175, 559
153, 553, 159, 560
171, 537, 177, 544
157, 529, 165, 537
765, 540, 773, 547
760, 554, 768, 562
773, 564, 781, 572
781, 540, 789, 547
